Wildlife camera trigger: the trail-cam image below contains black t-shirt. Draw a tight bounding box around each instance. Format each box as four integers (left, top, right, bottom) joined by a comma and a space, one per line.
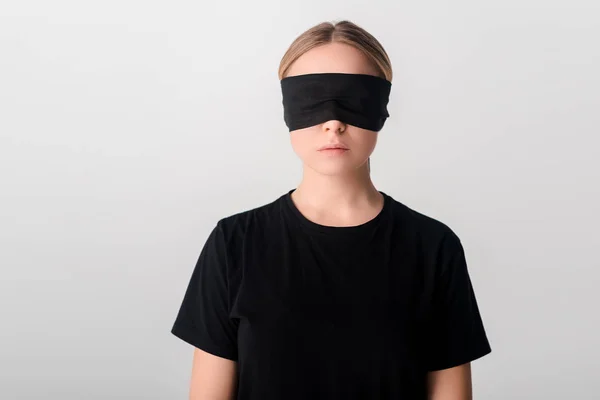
171, 190, 491, 399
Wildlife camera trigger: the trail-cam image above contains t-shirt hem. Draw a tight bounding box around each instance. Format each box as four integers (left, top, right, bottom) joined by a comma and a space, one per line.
426, 345, 492, 372
171, 322, 238, 362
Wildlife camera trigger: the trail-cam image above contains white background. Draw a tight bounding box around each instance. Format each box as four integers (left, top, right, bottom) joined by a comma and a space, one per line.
1, 1, 599, 398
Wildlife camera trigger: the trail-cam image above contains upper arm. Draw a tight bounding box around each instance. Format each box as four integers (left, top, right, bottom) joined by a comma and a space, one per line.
171, 222, 240, 398
190, 347, 237, 400
427, 362, 472, 400
423, 231, 491, 390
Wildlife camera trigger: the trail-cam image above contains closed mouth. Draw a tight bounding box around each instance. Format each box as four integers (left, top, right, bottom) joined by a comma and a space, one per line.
319, 145, 349, 151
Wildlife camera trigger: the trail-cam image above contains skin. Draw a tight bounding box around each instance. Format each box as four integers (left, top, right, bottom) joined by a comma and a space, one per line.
287, 42, 384, 227
187, 42, 473, 400
189, 348, 237, 400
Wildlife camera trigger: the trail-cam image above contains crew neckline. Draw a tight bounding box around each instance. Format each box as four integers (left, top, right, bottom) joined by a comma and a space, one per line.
283, 189, 390, 238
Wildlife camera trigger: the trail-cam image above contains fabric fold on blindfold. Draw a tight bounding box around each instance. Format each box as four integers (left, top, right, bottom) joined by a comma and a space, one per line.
280, 73, 392, 132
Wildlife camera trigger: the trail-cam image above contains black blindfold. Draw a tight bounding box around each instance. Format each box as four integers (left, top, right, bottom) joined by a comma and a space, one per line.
280, 73, 392, 132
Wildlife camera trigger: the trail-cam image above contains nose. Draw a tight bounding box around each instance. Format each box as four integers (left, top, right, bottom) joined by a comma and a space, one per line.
322, 119, 347, 134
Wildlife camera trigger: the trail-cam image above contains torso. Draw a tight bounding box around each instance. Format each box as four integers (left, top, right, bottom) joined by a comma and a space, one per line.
220, 190, 452, 399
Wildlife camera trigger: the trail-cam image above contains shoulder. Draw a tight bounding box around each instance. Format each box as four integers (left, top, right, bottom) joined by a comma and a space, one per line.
386, 193, 459, 238
384, 193, 464, 258
213, 192, 287, 247
207, 194, 286, 288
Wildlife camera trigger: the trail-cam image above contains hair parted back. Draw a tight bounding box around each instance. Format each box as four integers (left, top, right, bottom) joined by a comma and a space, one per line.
278, 20, 393, 82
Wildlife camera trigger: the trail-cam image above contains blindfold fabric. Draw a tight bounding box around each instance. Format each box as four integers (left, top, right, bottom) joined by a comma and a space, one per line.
280, 72, 392, 132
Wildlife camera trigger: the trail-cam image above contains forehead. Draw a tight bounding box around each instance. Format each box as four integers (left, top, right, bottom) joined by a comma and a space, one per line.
286, 42, 380, 78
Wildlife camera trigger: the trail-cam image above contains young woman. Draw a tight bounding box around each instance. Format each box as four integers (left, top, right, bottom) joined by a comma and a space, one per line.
172, 20, 491, 400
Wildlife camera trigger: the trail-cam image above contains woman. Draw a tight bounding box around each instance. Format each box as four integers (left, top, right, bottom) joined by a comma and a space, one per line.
172, 20, 491, 400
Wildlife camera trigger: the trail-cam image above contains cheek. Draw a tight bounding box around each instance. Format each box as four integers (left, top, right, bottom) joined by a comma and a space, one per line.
289, 139, 307, 160
289, 130, 315, 158
353, 131, 379, 154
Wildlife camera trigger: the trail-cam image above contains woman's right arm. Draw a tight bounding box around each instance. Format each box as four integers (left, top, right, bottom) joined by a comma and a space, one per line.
172, 223, 240, 398
189, 347, 237, 400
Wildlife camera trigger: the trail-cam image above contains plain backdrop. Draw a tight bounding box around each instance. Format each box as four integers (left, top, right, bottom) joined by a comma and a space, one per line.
1, 1, 599, 399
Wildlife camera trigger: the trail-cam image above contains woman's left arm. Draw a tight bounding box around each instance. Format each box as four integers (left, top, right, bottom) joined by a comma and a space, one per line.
422, 231, 491, 398
426, 362, 472, 400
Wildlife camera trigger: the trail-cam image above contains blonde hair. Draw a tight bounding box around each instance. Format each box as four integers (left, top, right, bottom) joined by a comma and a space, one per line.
278, 20, 393, 82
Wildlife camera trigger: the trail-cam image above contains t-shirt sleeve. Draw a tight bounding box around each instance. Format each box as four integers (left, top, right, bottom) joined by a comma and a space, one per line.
171, 222, 238, 361
424, 230, 492, 371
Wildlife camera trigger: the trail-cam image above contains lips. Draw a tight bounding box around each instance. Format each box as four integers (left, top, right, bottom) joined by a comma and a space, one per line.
318, 144, 349, 151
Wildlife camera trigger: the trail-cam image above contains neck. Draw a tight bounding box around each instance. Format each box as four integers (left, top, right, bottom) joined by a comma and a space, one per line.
292, 162, 381, 211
